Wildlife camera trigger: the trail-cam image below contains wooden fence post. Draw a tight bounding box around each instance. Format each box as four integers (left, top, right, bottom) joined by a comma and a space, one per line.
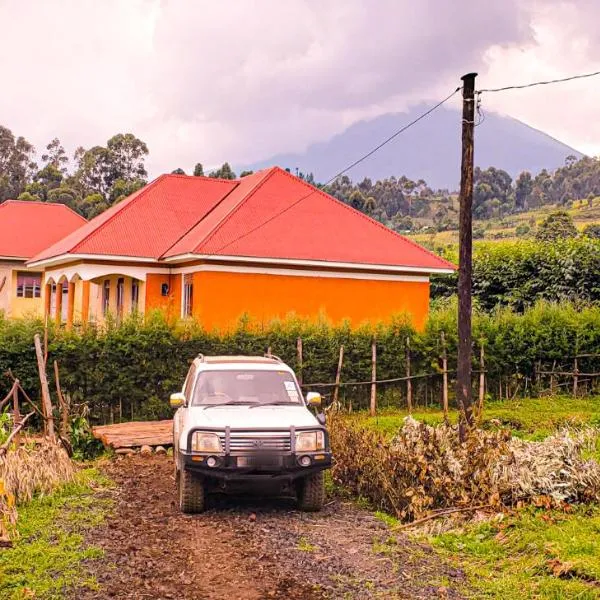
441, 332, 449, 423
34, 333, 55, 439
12, 379, 21, 447
370, 339, 377, 416
573, 357, 579, 397
333, 345, 344, 407
477, 342, 485, 420
406, 337, 413, 414
550, 360, 556, 396
53, 360, 70, 439
296, 337, 303, 386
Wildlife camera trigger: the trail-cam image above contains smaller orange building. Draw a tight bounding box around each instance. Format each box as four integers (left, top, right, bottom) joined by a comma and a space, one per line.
29, 168, 454, 329
0, 200, 86, 318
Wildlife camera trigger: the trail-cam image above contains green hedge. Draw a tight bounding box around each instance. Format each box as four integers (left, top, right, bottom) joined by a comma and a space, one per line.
431, 238, 600, 310
1, 301, 599, 423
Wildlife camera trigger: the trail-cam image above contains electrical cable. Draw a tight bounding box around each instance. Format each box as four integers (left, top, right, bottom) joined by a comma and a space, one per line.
213, 86, 462, 253
477, 70, 600, 93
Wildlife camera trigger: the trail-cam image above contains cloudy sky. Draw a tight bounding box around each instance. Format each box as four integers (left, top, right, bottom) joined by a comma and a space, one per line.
1, 0, 598, 178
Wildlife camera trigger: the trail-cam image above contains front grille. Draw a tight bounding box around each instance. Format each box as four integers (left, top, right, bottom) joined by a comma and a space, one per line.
218, 433, 291, 454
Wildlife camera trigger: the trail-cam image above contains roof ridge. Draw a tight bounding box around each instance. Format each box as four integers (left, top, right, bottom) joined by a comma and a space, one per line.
275, 168, 456, 270
196, 167, 279, 253
0, 199, 86, 222
70, 175, 166, 255
159, 178, 241, 259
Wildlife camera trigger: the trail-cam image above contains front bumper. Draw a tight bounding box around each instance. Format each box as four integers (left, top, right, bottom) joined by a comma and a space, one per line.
181, 425, 332, 482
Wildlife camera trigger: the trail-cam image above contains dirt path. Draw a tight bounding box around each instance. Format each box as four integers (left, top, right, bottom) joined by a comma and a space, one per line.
75, 455, 466, 600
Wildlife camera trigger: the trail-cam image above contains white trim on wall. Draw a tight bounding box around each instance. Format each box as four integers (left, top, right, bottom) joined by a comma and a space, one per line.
43, 264, 170, 285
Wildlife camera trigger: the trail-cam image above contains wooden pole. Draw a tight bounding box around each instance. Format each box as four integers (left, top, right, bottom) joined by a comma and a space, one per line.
12, 379, 21, 447
296, 337, 303, 386
441, 332, 449, 423
370, 339, 377, 416
550, 360, 556, 396
406, 337, 413, 414
477, 343, 485, 421
573, 357, 579, 397
34, 333, 55, 439
333, 345, 344, 406
53, 360, 70, 439
456, 72, 477, 435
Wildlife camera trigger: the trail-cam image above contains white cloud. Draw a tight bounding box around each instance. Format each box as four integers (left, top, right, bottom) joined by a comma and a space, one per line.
0, 0, 597, 179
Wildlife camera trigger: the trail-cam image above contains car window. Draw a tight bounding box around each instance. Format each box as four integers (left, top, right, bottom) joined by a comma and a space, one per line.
183, 365, 196, 402
191, 370, 301, 406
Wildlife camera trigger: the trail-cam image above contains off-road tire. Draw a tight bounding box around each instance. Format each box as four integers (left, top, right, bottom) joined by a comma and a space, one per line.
297, 471, 325, 512
178, 468, 205, 514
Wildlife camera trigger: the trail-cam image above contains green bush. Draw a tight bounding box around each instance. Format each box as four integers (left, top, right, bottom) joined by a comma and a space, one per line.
1, 300, 600, 422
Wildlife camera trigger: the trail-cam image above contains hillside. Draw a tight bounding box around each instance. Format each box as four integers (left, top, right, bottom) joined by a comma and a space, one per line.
238, 106, 584, 190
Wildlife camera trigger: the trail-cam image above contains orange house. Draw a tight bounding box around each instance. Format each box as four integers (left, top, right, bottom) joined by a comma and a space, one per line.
28, 167, 454, 330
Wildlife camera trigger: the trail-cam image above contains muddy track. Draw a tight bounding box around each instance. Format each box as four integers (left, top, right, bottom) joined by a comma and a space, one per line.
74, 455, 466, 600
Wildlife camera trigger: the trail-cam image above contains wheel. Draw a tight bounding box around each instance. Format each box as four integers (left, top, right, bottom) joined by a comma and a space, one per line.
297, 471, 325, 512
178, 468, 205, 514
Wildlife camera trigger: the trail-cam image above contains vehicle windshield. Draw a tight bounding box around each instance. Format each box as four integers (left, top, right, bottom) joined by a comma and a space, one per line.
191, 369, 303, 407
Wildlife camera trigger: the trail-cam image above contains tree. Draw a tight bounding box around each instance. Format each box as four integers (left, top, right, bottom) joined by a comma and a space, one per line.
41, 138, 69, 173
193, 163, 204, 177
349, 190, 365, 211
515, 171, 533, 210
209, 162, 236, 180
239, 170, 253, 178
172, 168, 186, 175
0, 125, 36, 200
535, 211, 577, 242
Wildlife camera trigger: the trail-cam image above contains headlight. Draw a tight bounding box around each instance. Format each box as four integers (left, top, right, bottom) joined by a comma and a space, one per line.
295, 431, 325, 452
191, 432, 222, 453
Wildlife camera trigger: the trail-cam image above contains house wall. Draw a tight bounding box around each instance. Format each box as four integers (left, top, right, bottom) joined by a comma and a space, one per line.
184, 270, 430, 330
145, 273, 181, 320
0, 261, 45, 318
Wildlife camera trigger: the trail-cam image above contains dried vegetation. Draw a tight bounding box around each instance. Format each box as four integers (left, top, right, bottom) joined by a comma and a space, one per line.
330, 415, 600, 522
0, 440, 74, 541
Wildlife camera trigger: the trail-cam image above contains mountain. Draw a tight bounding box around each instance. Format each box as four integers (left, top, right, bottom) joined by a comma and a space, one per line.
238, 106, 584, 190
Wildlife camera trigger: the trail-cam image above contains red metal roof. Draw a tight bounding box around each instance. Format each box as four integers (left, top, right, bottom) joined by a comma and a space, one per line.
0, 200, 86, 260
29, 168, 454, 272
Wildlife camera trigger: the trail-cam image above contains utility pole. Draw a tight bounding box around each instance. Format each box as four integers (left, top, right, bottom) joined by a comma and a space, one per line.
456, 72, 477, 435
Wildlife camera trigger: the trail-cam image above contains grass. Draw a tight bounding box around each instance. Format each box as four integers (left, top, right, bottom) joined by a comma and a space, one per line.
0, 467, 112, 600
431, 505, 600, 599
352, 395, 600, 440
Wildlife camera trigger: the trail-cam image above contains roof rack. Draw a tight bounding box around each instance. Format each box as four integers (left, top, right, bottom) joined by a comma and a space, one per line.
264, 353, 284, 363
197, 353, 205, 362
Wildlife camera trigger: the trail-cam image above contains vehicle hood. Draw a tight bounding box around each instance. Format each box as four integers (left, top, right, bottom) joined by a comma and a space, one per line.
184, 405, 320, 430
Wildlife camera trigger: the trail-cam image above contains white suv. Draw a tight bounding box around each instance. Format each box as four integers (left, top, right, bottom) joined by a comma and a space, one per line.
170, 354, 332, 513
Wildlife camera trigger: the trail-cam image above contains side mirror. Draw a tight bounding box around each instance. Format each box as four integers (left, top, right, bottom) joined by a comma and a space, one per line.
306, 392, 322, 407
170, 392, 185, 408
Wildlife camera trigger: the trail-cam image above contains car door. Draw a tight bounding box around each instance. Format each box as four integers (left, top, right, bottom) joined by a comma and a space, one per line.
174, 364, 196, 454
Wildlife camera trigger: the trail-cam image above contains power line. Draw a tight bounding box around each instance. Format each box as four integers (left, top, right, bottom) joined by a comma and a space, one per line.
478, 69, 600, 93
214, 86, 462, 253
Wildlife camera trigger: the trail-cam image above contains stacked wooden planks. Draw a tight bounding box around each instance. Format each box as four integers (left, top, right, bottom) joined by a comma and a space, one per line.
92, 420, 173, 449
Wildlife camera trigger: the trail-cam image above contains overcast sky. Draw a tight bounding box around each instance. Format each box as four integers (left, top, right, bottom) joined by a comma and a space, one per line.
1, 0, 598, 178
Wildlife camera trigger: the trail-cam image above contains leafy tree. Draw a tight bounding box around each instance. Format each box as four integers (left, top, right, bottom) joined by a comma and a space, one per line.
535, 211, 577, 242
80, 193, 109, 219
515, 171, 533, 210
515, 224, 531, 237
209, 162, 236, 180
239, 170, 254, 178
0, 125, 36, 200
193, 163, 204, 177
171, 168, 186, 175
349, 190, 365, 211
41, 138, 69, 173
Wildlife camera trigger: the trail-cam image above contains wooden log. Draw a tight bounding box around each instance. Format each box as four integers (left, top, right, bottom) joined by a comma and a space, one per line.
0, 411, 35, 455
333, 345, 344, 407
477, 343, 485, 421
370, 339, 377, 417
34, 333, 54, 439
573, 357, 579, 397
12, 380, 20, 447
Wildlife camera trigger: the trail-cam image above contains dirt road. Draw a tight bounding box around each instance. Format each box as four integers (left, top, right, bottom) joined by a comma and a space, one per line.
75, 455, 466, 600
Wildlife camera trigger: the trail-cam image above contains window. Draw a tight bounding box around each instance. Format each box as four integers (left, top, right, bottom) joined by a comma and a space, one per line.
183, 274, 193, 317
16, 272, 42, 298
116, 278, 124, 318
131, 279, 139, 312
102, 280, 110, 315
